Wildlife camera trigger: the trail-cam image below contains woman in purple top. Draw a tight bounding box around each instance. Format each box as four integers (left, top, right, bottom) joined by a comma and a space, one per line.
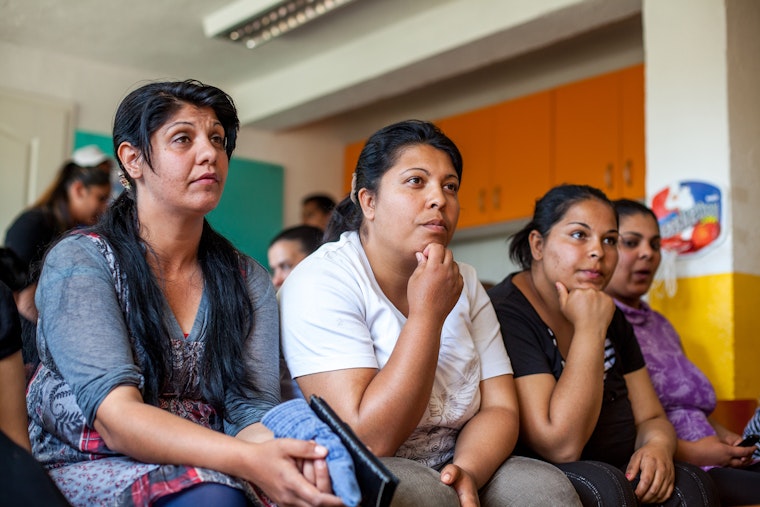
605, 199, 760, 506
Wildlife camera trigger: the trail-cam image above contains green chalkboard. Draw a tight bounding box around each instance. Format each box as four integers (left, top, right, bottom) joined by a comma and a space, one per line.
74, 130, 283, 266
208, 157, 283, 265
74, 131, 115, 159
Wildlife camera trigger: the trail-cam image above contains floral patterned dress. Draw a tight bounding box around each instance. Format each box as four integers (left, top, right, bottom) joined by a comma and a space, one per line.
27, 232, 279, 506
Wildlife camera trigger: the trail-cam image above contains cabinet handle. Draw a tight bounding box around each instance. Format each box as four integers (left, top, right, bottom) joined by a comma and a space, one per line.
478, 189, 486, 213
492, 186, 501, 210
623, 160, 632, 186
605, 164, 613, 190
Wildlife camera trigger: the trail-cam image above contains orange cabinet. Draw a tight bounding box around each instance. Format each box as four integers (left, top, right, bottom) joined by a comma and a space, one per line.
343, 139, 365, 196
620, 65, 646, 199
553, 64, 645, 200
436, 107, 496, 228
341, 64, 645, 230
436, 91, 552, 228
490, 91, 552, 223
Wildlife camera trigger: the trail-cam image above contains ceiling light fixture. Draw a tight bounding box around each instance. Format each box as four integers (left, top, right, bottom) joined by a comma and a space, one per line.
203, 0, 358, 50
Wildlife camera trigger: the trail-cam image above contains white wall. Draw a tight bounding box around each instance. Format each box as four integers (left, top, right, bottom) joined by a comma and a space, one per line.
726, 0, 760, 277
0, 41, 147, 134
643, 0, 733, 277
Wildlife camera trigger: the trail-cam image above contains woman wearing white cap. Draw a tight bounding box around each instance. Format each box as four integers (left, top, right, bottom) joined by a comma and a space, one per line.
3, 145, 112, 372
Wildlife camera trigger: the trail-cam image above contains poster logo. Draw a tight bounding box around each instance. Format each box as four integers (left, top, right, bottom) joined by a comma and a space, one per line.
650, 181, 722, 255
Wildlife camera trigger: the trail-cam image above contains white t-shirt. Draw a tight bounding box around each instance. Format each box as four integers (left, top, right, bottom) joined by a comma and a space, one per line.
280, 231, 513, 468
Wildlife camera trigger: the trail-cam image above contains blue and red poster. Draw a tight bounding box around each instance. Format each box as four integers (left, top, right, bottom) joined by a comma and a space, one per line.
650, 181, 723, 256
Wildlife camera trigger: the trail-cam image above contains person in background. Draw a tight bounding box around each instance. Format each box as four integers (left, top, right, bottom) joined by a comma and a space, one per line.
5, 144, 113, 280
487, 184, 718, 506
281, 119, 581, 506
604, 198, 760, 506
3, 145, 112, 371
267, 224, 324, 290
301, 193, 336, 231
267, 224, 324, 401
25, 79, 346, 507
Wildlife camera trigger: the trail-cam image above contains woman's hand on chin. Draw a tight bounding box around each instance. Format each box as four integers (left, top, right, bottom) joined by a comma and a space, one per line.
409, 243, 462, 322
555, 281, 615, 334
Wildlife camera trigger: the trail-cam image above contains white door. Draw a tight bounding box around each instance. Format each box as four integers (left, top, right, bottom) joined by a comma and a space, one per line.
0, 87, 74, 241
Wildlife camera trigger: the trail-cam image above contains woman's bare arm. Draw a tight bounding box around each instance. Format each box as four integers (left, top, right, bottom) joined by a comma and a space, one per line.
624, 368, 676, 504
0, 351, 31, 450
515, 286, 613, 462
94, 385, 343, 507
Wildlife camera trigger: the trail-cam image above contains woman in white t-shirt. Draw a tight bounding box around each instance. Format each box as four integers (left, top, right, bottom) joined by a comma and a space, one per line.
279, 120, 580, 507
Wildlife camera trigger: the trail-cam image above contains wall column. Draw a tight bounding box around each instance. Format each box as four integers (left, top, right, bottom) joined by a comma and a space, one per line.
643, 0, 760, 400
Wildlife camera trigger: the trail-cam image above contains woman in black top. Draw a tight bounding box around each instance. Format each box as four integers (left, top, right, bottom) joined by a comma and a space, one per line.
487, 184, 718, 506
5, 147, 112, 285
4, 150, 111, 370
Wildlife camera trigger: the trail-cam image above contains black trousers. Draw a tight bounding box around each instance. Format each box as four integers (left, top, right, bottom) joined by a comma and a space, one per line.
707, 461, 760, 506
0, 430, 71, 507
557, 460, 721, 506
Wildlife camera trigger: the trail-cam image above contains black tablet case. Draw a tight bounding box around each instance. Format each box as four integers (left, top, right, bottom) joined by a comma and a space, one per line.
309, 395, 399, 507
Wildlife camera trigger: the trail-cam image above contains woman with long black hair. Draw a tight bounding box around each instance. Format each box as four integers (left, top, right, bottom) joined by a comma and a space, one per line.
26, 80, 344, 507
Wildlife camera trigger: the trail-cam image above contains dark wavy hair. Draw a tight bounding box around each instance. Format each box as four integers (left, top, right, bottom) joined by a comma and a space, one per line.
269, 225, 324, 255
92, 79, 254, 417
325, 119, 462, 242
612, 198, 658, 224
301, 194, 336, 214
31, 161, 111, 233
509, 184, 617, 270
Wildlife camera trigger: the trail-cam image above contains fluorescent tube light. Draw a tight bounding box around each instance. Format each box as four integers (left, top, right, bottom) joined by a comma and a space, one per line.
204, 0, 358, 49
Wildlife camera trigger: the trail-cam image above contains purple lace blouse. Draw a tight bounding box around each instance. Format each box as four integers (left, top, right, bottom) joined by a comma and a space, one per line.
615, 300, 717, 441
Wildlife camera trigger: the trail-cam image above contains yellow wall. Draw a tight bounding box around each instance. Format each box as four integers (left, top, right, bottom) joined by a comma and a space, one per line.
733, 273, 760, 398
649, 272, 760, 401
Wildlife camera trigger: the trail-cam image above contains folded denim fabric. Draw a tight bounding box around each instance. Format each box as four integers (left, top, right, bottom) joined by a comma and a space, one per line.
262, 398, 361, 506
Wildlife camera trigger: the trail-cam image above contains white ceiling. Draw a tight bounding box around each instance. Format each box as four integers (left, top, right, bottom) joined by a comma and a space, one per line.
0, 0, 641, 130
0, 0, 387, 83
